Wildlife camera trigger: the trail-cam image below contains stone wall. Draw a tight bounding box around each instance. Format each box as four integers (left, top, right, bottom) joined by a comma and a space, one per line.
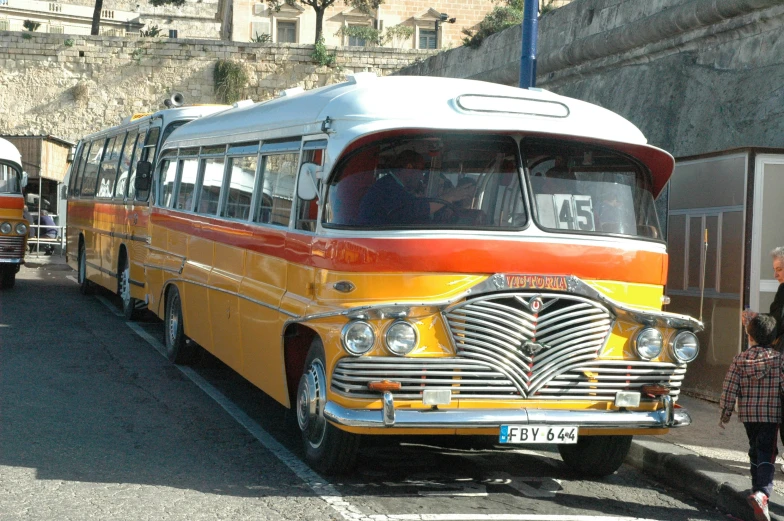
0, 32, 433, 143
397, 0, 784, 159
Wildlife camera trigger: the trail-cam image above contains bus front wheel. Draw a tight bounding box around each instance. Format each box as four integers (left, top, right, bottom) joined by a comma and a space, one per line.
164, 286, 197, 364
0, 265, 15, 289
119, 255, 141, 320
78, 242, 93, 295
558, 435, 632, 477
297, 338, 359, 475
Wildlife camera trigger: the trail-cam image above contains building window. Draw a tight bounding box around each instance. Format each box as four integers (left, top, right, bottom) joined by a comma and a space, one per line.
347, 25, 367, 47
277, 21, 296, 43
0, 18, 8, 31
49, 25, 64, 34
168, 29, 178, 38
419, 29, 436, 49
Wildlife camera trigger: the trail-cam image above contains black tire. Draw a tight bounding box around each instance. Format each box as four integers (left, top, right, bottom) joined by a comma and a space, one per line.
558, 435, 632, 477
78, 241, 93, 295
118, 254, 142, 321
297, 337, 359, 475
163, 285, 196, 364
0, 265, 15, 289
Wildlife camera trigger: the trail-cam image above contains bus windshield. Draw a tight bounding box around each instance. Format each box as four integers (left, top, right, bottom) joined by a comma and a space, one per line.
0, 162, 22, 194
324, 134, 526, 229
523, 140, 661, 240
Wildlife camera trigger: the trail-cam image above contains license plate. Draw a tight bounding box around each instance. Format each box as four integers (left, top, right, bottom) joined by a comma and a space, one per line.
499, 425, 578, 444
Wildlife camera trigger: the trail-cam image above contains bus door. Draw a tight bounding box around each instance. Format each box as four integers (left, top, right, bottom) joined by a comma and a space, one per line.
130, 124, 160, 303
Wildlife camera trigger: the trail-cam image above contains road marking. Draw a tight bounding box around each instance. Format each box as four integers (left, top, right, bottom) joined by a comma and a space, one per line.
66, 275, 78, 284
93, 295, 660, 521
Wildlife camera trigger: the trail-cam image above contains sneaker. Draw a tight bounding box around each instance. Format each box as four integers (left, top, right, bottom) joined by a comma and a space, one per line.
747, 491, 770, 521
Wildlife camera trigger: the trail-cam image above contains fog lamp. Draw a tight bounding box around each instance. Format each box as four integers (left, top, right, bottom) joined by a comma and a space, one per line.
635, 328, 663, 360
385, 321, 417, 356
670, 330, 699, 363
0, 222, 11, 234
614, 391, 641, 408
15, 222, 27, 235
341, 321, 375, 355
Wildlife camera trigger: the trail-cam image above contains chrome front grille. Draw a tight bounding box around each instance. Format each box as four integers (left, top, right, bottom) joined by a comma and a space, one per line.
330, 357, 686, 401
331, 357, 518, 400
0, 236, 24, 260
445, 292, 613, 398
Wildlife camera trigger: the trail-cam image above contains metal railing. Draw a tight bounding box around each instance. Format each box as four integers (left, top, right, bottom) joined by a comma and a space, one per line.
26, 224, 66, 257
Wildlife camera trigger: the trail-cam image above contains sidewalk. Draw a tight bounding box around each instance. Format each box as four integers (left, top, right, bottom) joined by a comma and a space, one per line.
628, 394, 784, 521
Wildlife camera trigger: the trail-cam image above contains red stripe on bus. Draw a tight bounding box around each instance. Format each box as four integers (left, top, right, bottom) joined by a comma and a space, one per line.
0, 196, 24, 210
152, 209, 667, 285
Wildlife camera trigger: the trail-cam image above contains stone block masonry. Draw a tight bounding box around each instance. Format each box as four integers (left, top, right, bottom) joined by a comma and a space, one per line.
0, 32, 434, 143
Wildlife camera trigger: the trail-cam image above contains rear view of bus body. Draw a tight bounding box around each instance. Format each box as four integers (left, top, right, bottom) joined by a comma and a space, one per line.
66, 104, 228, 318
142, 74, 702, 476
0, 137, 29, 289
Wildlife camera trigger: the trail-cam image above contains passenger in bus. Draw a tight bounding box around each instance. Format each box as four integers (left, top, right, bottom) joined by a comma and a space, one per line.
357, 150, 473, 226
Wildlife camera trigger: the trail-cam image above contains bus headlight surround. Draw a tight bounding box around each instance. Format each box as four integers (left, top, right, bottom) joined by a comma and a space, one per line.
385, 321, 418, 356
341, 321, 375, 356
15, 222, 27, 235
670, 330, 700, 363
635, 328, 663, 360
0, 222, 11, 234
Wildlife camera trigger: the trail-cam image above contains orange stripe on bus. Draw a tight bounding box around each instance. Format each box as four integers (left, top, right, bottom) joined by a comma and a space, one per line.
0, 195, 24, 210
152, 209, 667, 286
67, 201, 150, 226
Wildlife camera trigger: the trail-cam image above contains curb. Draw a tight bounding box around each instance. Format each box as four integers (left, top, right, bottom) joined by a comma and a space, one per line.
627, 438, 784, 521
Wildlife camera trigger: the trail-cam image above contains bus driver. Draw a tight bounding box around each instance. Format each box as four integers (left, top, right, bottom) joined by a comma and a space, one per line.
357, 150, 472, 225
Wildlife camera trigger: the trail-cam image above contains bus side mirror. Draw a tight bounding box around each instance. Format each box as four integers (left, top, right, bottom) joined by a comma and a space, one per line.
297, 162, 320, 201
135, 161, 152, 192
21, 171, 28, 189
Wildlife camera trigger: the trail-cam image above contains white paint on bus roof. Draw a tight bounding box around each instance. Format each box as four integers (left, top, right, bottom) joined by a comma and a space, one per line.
0, 137, 23, 170
164, 75, 649, 149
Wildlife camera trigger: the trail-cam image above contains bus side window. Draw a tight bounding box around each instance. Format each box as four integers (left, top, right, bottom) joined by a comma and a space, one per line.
135, 126, 160, 202
158, 156, 178, 209
96, 136, 120, 199
80, 138, 106, 198
223, 155, 258, 220
296, 147, 324, 232
126, 132, 145, 201
176, 157, 198, 212
114, 129, 138, 200
69, 143, 86, 197
254, 152, 298, 227
197, 156, 225, 216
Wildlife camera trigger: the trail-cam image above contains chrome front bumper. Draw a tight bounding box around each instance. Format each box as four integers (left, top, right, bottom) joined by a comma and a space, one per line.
323, 394, 690, 430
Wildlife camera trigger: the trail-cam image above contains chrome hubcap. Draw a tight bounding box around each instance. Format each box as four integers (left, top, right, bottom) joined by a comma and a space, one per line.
297, 358, 327, 447
167, 292, 179, 346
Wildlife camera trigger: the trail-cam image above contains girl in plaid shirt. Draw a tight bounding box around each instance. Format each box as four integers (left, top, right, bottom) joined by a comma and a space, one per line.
720, 314, 784, 521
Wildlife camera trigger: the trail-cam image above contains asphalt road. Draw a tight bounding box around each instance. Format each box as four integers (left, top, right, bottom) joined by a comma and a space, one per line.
0, 260, 730, 521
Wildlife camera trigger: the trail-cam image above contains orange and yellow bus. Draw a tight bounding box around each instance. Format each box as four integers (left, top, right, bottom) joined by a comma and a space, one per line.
66, 104, 227, 317
112, 74, 702, 476
0, 137, 29, 289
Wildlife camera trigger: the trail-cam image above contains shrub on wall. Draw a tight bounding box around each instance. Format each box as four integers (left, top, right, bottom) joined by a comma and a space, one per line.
213, 59, 248, 104
462, 0, 559, 49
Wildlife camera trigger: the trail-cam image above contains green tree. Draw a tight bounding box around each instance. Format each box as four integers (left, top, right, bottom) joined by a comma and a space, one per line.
268, 0, 382, 44
91, 0, 185, 36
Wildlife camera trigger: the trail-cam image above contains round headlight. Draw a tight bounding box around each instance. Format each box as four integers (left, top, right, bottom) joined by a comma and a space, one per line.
0, 222, 11, 234
341, 321, 375, 355
385, 321, 418, 356
635, 328, 663, 360
15, 222, 27, 235
670, 331, 699, 363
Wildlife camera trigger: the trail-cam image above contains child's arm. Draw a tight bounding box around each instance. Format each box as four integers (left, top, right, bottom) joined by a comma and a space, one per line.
719, 358, 741, 426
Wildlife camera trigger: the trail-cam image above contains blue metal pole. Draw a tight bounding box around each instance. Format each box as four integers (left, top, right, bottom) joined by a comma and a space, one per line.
519, 0, 539, 89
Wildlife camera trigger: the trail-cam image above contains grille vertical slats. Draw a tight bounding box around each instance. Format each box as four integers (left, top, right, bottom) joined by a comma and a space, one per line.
329, 293, 686, 402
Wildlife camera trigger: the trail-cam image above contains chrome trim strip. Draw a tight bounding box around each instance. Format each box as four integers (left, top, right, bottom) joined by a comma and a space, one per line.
146, 245, 186, 259
292, 274, 703, 333
143, 263, 182, 275
323, 401, 692, 429
130, 278, 145, 288
161, 277, 298, 318
87, 261, 117, 279
64, 224, 148, 243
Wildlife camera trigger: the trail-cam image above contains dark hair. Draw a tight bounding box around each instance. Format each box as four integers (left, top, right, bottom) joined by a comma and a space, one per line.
747, 314, 778, 346
392, 150, 425, 170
